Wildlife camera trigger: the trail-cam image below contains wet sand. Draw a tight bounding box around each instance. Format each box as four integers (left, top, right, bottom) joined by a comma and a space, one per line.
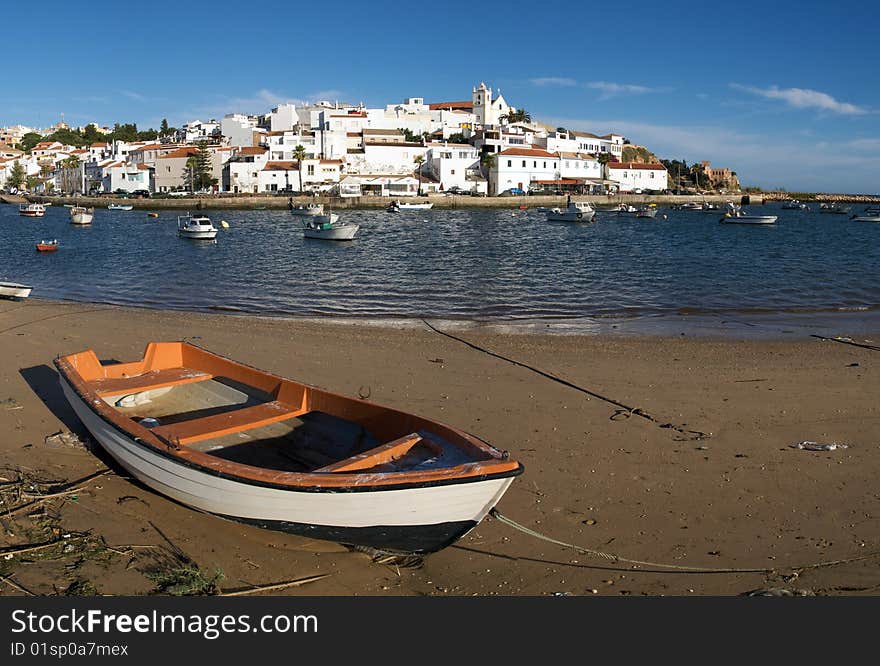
1, 300, 878, 596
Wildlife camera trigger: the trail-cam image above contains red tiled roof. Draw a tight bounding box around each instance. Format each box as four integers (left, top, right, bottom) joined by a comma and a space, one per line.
428, 101, 474, 110
263, 161, 299, 171
237, 146, 267, 155
497, 147, 557, 158
158, 147, 200, 159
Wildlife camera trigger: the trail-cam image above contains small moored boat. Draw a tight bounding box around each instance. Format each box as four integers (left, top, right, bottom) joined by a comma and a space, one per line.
19, 203, 46, 217
851, 206, 880, 222
818, 203, 851, 215
546, 201, 596, 222
108, 203, 134, 211
55, 342, 523, 553
178, 213, 219, 240
70, 206, 94, 225
303, 214, 359, 241
36, 239, 59, 252
721, 203, 777, 225
781, 199, 808, 210
290, 203, 324, 217
387, 200, 434, 212
0, 281, 33, 300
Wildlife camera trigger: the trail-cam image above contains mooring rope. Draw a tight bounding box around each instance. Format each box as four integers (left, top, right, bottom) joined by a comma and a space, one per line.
490, 509, 880, 575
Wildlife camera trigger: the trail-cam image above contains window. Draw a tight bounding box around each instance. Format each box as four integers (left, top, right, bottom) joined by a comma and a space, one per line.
307, 164, 315, 175
543, 162, 547, 168
451, 169, 455, 175
522, 160, 526, 167
507, 160, 512, 167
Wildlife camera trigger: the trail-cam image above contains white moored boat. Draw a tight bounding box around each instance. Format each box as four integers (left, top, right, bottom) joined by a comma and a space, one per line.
55, 342, 523, 553
388, 200, 434, 212
108, 203, 134, 211
721, 203, 777, 225
546, 201, 596, 222
178, 213, 219, 240
0, 281, 33, 300
70, 206, 94, 225
290, 203, 324, 217
851, 206, 880, 222
303, 214, 359, 241
19, 203, 46, 217
781, 199, 808, 210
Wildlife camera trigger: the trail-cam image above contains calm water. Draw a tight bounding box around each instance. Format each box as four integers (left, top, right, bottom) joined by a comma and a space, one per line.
2, 202, 879, 334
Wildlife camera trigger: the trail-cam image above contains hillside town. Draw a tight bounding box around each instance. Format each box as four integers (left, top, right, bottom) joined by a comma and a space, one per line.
0, 82, 740, 199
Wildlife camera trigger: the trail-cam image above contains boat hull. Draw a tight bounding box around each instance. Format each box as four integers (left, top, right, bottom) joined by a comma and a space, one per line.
59, 378, 517, 553
852, 216, 880, 222
290, 206, 324, 217
303, 224, 359, 240
0, 282, 32, 299
722, 216, 777, 224
178, 230, 218, 239
71, 212, 93, 225
546, 210, 595, 222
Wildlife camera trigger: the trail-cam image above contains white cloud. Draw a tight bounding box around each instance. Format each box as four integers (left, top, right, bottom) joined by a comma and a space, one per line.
730, 83, 868, 115
529, 77, 578, 87
586, 81, 669, 100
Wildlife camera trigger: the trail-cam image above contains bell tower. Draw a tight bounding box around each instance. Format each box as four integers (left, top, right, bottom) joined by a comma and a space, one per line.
472, 82, 492, 126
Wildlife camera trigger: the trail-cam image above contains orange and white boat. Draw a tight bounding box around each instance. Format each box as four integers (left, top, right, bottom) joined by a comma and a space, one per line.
55, 342, 523, 553
36, 239, 59, 252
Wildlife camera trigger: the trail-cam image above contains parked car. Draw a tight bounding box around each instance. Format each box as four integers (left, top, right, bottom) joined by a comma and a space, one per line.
131, 189, 151, 198
499, 187, 525, 197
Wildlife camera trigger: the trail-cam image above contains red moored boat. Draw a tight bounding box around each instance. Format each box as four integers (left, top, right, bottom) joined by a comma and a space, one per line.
36, 240, 59, 252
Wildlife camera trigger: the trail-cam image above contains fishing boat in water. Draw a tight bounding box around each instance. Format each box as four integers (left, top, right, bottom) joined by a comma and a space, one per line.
851, 206, 880, 222
818, 203, 851, 215
720, 203, 777, 225
781, 199, 808, 210
387, 200, 434, 212
546, 201, 596, 222
177, 213, 219, 240
108, 203, 134, 211
290, 203, 324, 217
19, 203, 46, 217
54, 342, 523, 553
35, 239, 59, 252
70, 206, 94, 225
303, 214, 359, 241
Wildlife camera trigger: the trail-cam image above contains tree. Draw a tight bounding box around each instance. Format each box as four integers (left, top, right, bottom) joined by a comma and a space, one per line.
480, 151, 496, 176
6, 161, 25, 190
109, 123, 138, 143
414, 154, 425, 195
137, 128, 159, 141
20, 132, 43, 153
187, 144, 216, 192
46, 128, 87, 147
160, 118, 169, 134
293, 145, 307, 193
82, 124, 105, 144
446, 132, 469, 145
500, 108, 532, 124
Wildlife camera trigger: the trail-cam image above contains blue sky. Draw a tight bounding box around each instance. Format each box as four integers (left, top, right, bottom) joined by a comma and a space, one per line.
4, 0, 879, 193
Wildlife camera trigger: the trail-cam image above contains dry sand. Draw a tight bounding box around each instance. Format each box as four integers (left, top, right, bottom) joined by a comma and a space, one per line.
1, 300, 878, 596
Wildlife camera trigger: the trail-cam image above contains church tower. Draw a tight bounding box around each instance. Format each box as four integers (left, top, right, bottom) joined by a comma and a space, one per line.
472, 82, 492, 126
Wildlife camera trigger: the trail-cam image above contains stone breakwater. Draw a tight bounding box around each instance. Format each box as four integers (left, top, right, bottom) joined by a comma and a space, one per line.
762, 191, 880, 204
18, 192, 765, 210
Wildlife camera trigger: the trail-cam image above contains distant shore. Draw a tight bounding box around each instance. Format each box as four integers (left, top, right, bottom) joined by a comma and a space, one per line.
5, 192, 765, 210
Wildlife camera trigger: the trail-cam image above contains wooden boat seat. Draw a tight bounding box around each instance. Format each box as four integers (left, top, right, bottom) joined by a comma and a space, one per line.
90, 368, 213, 396
151, 400, 307, 446
316, 433, 443, 473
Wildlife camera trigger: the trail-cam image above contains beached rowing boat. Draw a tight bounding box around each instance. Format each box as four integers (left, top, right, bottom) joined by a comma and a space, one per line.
0, 281, 32, 299
55, 342, 523, 553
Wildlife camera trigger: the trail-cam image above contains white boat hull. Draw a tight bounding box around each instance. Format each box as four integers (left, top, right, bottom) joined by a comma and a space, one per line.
59, 378, 514, 552
71, 212, 93, 225
390, 203, 434, 211
546, 209, 596, 222
290, 205, 324, 216
178, 229, 218, 239
304, 224, 359, 240
722, 215, 777, 224
852, 216, 880, 222
0, 282, 32, 299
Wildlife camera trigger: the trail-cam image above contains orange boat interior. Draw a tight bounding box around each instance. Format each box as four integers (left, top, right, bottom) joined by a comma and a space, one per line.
57, 342, 519, 481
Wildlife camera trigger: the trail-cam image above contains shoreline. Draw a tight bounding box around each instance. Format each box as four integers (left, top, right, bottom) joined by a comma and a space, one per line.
0, 300, 877, 596
17, 296, 880, 342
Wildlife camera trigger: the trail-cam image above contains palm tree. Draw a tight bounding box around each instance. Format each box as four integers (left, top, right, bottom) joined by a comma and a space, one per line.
480, 152, 497, 194
414, 154, 425, 195
293, 145, 307, 193
500, 108, 532, 124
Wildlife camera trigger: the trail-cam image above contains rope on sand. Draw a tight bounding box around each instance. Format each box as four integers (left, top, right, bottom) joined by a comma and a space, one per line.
490, 509, 880, 576
420, 319, 710, 440
810, 334, 880, 352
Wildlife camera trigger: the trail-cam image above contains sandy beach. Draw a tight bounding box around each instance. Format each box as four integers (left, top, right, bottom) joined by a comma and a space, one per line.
1, 299, 878, 596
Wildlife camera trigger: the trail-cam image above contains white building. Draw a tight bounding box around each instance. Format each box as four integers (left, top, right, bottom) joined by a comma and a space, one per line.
101, 162, 152, 194
424, 142, 482, 192
221, 113, 262, 147
346, 138, 428, 176
258, 161, 300, 193
606, 161, 668, 192
223, 146, 269, 194
263, 130, 319, 161
265, 104, 299, 132
177, 119, 221, 143
490, 147, 560, 195
538, 129, 624, 161
337, 174, 423, 198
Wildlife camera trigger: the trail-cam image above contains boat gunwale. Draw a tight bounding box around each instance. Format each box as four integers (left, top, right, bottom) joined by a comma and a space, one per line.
55, 342, 522, 491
